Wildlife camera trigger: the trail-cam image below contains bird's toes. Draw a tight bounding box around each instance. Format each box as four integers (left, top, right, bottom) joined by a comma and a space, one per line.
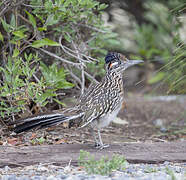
94, 143, 109, 149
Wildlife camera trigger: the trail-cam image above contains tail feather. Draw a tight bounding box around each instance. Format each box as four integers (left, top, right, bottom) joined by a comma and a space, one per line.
39, 119, 64, 129
13, 112, 83, 134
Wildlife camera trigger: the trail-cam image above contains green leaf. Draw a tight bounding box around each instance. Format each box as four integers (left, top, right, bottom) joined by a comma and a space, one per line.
31, 38, 60, 48
0, 18, 11, 32
98, 3, 108, 10
10, 14, 16, 27
37, 27, 47, 31
12, 48, 19, 57
63, 33, 71, 42
38, 91, 57, 102
37, 137, 45, 144
148, 72, 165, 84
12, 30, 26, 39
0, 32, 4, 42
58, 81, 74, 89
25, 10, 36, 28
53, 98, 66, 106
17, 100, 26, 106
45, 15, 58, 26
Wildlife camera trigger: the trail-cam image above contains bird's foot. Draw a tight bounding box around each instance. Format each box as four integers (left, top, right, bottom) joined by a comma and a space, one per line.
94, 143, 109, 149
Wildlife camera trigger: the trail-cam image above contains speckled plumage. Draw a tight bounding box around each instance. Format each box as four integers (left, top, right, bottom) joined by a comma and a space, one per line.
78, 70, 124, 129
13, 52, 143, 149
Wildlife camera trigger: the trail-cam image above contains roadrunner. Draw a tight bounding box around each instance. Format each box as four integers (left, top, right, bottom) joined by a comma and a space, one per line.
13, 52, 143, 149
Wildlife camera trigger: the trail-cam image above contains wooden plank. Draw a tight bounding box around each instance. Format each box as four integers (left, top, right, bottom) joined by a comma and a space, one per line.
1, 141, 186, 168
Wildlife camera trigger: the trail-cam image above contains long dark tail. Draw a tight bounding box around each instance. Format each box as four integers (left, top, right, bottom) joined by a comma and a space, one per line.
13, 112, 83, 134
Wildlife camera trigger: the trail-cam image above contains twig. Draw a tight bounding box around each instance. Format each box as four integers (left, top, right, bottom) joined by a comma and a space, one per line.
59, 35, 99, 63
22, 3, 44, 8
0, 117, 8, 128
0, 0, 11, 17
63, 45, 99, 62
80, 64, 85, 94
39, 48, 81, 66
84, 71, 99, 84
64, 64, 81, 85
17, 13, 33, 26
72, 39, 85, 95
0, 0, 24, 17
20, 57, 40, 83
59, 36, 89, 64
75, 23, 107, 33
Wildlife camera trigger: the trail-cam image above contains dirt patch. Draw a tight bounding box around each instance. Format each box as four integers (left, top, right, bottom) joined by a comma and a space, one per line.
0, 95, 185, 146
116, 95, 186, 142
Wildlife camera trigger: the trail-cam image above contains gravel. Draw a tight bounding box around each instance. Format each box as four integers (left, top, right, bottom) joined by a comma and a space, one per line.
0, 162, 185, 180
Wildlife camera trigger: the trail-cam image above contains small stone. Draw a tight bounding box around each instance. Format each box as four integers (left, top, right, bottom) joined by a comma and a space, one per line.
126, 167, 135, 174
37, 166, 49, 172
94, 175, 110, 180
56, 174, 67, 179
163, 161, 170, 165
160, 127, 167, 133
77, 174, 87, 180
174, 166, 181, 173
152, 176, 168, 180
25, 166, 34, 171
2, 175, 17, 180
153, 119, 164, 127
47, 175, 55, 180
18, 176, 30, 180
115, 174, 130, 180
31, 176, 41, 180
4, 166, 11, 172
65, 176, 79, 180
64, 165, 72, 174
28, 170, 35, 175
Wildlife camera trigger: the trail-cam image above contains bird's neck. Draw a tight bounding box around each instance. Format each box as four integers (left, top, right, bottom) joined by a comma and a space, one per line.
105, 70, 124, 92
106, 70, 123, 80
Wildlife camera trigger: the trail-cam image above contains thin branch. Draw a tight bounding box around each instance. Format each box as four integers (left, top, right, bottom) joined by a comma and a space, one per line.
22, 3, 44, 8
0, 1, 11, 17
84, 71, 99, 84
59, 36, 89, 63
63, 45, 99, 62
0, 117, 8, 127
0, 0, 24, 17
75, 23, 108, 33
64, 64, 81, 85
39, 48, 81, 66
71, 38, 85, 95
59, 35, 99, 63
85, 34, 98, 43
17, 13, 33, 26
80, 63, 85, 94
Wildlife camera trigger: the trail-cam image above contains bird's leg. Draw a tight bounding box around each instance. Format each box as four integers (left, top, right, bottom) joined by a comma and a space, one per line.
97, 130, 109, 149
90, 128, 100, 147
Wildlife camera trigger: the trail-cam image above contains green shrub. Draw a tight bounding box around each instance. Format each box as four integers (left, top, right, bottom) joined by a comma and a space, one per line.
0, 53, 73, 119
0, 0, 119, 121
78, 150, 127, 175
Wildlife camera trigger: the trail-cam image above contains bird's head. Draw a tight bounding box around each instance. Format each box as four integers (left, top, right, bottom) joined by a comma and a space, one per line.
105, 52, 143, 72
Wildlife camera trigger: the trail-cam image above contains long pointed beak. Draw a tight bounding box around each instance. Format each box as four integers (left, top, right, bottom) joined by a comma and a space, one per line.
121, 59, 144, 70
128, 60, 144, 65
